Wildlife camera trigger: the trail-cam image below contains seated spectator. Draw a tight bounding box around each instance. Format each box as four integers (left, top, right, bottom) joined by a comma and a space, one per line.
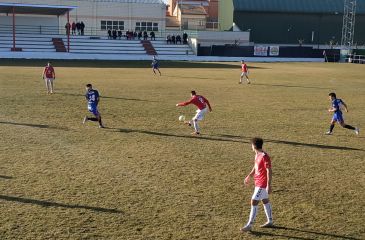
176, 35, 182, 44
150, 31, 156, 41
112, 29, 117, 39
117, 29, 122, 39
108, 29, 112, 39
183, 32, 188, 44
166, 35, 171, 44
171, 34, 176, 44
138, 31, 142, 40
143, 30, 148, 40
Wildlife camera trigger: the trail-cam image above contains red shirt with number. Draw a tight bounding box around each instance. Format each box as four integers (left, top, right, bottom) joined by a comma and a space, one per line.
254, 152, 271, 188
241, 63, 248, 73
178, 95, 211, 110
44, 66, 55, 78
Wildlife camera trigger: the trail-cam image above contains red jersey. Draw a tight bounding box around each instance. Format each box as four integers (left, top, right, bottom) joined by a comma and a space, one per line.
44, 66, 55, 78
178, 95, 211, 110
241, 63, 248, 73
254, 152, 271, 188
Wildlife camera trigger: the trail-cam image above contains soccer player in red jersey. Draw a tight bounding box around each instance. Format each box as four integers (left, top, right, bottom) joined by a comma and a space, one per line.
241, 137, 273, 232
176, 90, 212, 135
42, 62, 56, 94
239, 60, 250, 84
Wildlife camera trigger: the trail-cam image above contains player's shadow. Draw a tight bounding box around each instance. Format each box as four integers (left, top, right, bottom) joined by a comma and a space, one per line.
253, 83, 328, 90
0, 195, 123, 214
249, 226, 360, 240
0, 175, 13, 179
58, 92, 155, 102
211, 134, 364, 151
0, 121, 68, 130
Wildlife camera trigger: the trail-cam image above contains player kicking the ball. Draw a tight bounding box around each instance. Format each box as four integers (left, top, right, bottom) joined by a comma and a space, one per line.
326, 92, 359, 135
83, 84, 104, 128
176, 90, 212, 135
239, 60, 250, 84
152, 56, 161, 76
241, 137, 273, 232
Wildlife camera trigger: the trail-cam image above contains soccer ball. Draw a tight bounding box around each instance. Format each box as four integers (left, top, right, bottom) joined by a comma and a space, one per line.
178, 115, 185, 121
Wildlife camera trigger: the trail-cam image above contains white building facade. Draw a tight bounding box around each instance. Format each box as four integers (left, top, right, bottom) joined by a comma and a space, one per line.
0, 0, 166, 35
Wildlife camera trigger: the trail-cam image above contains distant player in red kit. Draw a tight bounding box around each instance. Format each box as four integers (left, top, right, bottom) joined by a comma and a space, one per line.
176, 90, 212, 135
42, 62, 56, 94
239, 60, 250, 84
241, 137, 273, 232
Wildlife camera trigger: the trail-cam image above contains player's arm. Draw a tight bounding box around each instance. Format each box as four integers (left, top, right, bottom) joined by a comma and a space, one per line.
204, 97, 212, 112
42, 68, 46, 79
52, 69, 56, 79
244, 166, 255, 185
176, 99, 193, 107
266, 168, 272, 194
341, 101, 349, 112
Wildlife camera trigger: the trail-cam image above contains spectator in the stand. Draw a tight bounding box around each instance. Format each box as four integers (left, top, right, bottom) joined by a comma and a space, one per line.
150, 31, 156, 41
166, 34, 171, 44
80, 21, 85, 35
171, 34, 176, 44
65, 22, 71, 35
176, 35, 182, 44
183, 32, 188, 44
138, 31, 142, 40
76, 22, 81, 35
112, 29, 117, 39
133, 31, 137, 39
108, 29, 112, 39
71, 22, 76, 35
118, 29, 122, 40
143, 30, 148, 40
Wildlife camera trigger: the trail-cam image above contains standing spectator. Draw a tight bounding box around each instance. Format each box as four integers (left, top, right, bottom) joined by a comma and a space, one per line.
166, 34, 171, 44
183, 32, 188, 44
171, 34, 176, 44
107, 29, 112, 39
150, 31, 156, 41
138, 31, 142, 40
112, 29, 117, 40
117, 29, 122, 39
143, 30, 148, 40
80, 21, 85, 35
71, 22, 76, 35
65, 22, 71, 35
76, 22, 81, 35
176, 35, 182, 44
133, 31, 137, 39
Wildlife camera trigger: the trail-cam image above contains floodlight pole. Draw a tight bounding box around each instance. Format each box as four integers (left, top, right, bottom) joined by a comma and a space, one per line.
67, 10, 70, 52
12, 6, 15, 50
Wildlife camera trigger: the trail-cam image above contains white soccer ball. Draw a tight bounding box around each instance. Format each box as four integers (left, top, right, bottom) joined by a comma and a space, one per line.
178, 115, 185, 121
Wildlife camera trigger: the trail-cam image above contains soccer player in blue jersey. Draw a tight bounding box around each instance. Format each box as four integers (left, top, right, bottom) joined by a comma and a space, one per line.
83, 84, 104, 128
326, 92, 358, 135
152, 56, 161, 76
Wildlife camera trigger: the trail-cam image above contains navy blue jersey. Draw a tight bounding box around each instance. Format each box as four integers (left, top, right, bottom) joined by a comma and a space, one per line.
152, 59, 159, 67
85, 90, 99, 106
332, 99, 343, 114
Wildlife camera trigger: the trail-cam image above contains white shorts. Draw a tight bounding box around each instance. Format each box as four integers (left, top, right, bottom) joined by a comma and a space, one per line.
251, 187, 269, 201
193, 107, 208, 121
241, 72, 249, 77
45, 78, 54, 83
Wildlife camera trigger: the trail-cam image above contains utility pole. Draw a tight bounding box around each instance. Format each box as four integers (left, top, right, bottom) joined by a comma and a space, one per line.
341, 0, 357, 49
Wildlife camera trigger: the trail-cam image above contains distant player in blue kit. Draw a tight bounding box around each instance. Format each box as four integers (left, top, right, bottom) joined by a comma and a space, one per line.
83, 84, 104, 128
326, 92, 358, 135
152, 56, 161, 76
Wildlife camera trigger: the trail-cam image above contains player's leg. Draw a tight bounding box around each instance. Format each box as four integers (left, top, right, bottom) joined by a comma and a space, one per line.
245, 73, 251, 84
192, 119, 200, 135
157, 67, 161, 76
261, 198, 273, 227
49, 78, 54, 94
241, 187, 263, 232
339, 119, 358, 134
45, 78, 50, 94
239, 73, 243, 84
326, 118, 337, 135
96, 113, 104, 128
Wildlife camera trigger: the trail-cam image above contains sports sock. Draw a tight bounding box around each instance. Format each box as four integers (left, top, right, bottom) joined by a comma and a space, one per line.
263, 203, 273, 223
98, 118, 103, 126
247, 205, 258, 226
329, 124, 335, 132
193, 120, 200, 133
88, 117, 98, 122
344, 124, 355, 130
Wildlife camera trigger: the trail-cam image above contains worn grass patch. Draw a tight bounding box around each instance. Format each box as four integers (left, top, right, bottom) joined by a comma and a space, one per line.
0, 61, 364, 239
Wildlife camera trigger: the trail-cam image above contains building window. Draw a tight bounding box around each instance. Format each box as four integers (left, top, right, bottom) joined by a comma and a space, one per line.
101, 20, 124, 30
135, 22, 158, 32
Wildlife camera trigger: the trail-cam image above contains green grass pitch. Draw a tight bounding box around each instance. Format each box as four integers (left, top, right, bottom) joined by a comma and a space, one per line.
0, 60, 364, 239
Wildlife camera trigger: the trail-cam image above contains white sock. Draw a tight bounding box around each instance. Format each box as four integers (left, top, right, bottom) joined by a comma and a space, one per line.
263, 203, 273, 223
193, 120, 200, 133
247, 205, 258, 226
